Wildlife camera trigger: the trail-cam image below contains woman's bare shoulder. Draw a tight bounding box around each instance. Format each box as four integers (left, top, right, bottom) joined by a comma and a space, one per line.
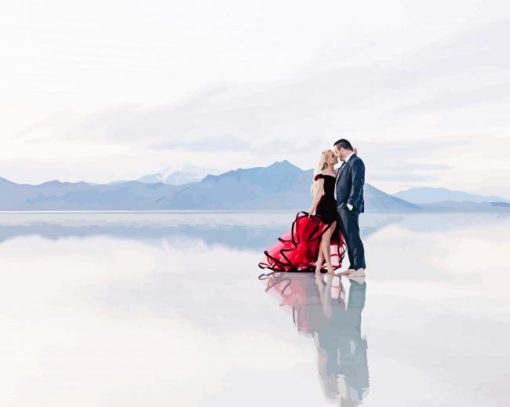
316, 171, 336, 177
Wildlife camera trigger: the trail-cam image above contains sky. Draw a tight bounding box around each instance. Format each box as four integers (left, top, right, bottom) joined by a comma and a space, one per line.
1, 0, 510, 196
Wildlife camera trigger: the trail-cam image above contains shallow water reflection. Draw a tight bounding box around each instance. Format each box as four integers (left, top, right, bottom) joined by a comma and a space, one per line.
0, 211, 508, 406
260, 272, 369, 405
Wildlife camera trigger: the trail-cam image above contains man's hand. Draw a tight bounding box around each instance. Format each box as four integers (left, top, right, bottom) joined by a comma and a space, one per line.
347, 203, 354, 211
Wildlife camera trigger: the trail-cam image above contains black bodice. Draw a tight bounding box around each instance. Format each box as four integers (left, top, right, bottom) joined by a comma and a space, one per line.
314, 173, 336, 197
314, 173, 338, 225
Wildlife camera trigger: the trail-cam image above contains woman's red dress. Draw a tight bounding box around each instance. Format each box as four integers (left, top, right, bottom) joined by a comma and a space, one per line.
258, 210, 346, 273
259, 173, 346, 273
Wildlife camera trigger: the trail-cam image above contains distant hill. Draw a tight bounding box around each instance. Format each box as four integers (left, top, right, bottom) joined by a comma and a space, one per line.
0, 176, 180, 210
420, 201, 510, 212
364, 184, 421, 212
155, 160, 420, 212
157, 160, 313, 209
0, 163, 507, 212
394, 187, 509, 204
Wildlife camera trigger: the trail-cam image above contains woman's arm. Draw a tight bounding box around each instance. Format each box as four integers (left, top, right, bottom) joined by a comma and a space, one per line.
308, 178, 324, 215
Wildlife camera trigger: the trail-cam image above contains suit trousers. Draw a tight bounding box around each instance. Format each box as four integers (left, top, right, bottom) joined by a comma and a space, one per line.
338, 207, 366, 269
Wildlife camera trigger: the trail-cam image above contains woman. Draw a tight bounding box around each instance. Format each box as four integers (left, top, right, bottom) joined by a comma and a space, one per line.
258, 149, 346, 275
308, 149, 342, 275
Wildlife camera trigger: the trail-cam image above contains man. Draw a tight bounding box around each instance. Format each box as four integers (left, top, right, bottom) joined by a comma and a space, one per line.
333, 138, 366, 276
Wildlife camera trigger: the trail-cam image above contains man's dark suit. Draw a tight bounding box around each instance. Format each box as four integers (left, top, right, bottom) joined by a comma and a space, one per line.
335, 154, 366, 270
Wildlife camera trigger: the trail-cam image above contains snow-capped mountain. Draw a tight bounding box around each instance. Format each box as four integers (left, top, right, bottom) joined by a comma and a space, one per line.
137, 164, 220, 185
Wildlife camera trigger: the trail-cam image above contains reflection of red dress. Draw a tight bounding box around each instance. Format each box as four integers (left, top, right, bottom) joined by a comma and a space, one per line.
258, 210, 346, 273
259, 272, 323, 335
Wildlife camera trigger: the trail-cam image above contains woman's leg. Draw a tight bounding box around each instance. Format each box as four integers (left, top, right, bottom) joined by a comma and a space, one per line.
321, 221, 336, 274
315, 241, 325, 274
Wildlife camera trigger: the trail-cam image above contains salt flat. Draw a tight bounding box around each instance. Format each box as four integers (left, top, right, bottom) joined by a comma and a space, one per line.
0, 212, 508, 406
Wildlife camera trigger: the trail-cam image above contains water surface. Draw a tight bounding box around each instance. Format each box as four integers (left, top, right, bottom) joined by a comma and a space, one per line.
0, 212, 508, 406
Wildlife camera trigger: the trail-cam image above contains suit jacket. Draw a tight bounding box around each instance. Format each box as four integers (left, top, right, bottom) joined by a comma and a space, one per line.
335, 154, 365, 213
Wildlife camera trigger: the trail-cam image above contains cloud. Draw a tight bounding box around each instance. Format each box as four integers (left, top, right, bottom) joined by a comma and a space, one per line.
390, 82, 510, 114
26, 18, 508, 151
390, 164, 452, 171
148, 135, 247, 152
366, 18, 510, 95
371, 163, 453, 182
3, 3, 510, 195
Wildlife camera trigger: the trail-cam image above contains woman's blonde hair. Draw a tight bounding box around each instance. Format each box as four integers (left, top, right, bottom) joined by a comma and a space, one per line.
310, 149, 334, 196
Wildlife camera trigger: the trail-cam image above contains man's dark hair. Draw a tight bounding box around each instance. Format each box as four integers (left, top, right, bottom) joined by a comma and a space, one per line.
333, 138, 353, 150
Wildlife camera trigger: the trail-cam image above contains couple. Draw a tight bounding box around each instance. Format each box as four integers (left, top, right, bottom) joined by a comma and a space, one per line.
258, 138, 366, 277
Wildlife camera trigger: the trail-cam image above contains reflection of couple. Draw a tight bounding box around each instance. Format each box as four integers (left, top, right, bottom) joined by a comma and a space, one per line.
260, 272, 369, 406
258, 138, 366, 277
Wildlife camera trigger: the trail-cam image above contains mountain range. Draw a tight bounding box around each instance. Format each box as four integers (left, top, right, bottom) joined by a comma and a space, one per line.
394, 187, 510, 204
0, 161, 507, 212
